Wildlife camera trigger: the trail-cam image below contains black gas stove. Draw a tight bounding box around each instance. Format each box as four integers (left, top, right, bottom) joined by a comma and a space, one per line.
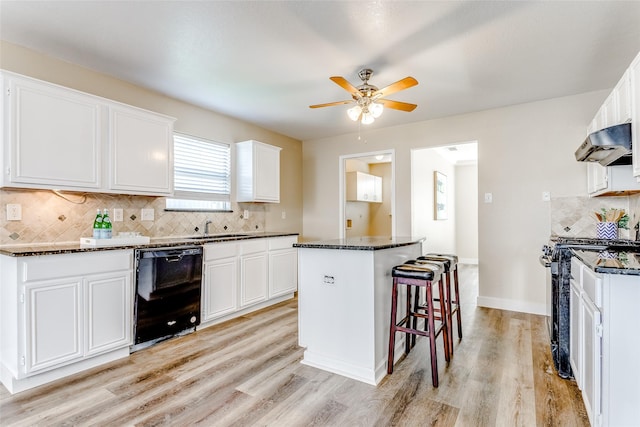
540, 236, 640, 378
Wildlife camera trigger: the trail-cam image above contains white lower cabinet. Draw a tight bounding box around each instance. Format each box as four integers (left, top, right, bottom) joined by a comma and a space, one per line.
570, 256, 640, 427
571, 258, 603, 426
202, 242, 239, 322
85, 272, 132, 356
24, 279, 83, 374
569, 273, 582, 389
201, 235, 298, 325
268, 236, 298, 298
239, 239, 269, 307
0, 250, 133, 394
580, 292, 601, 425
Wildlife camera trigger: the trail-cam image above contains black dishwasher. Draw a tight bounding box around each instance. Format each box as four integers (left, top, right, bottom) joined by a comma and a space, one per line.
132, 246, 203, 351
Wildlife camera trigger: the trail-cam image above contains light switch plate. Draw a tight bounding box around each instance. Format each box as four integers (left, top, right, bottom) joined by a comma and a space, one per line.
6, 204, 21, 221
542, 191, 551, 202
141, 208, 154, 221
113, 208, 123, 222
484, 193, 493, 203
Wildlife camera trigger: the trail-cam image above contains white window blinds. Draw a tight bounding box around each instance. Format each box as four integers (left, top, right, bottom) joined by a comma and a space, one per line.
167, 133, 231, 211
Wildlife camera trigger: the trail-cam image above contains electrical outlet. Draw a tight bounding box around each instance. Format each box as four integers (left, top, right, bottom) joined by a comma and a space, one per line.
281, 210, 286, 220
113, 208, 123, 222
323, 275, 335, 285
141, 208, 154, 221
243, 209, 250, 219
6, 204, 21, 221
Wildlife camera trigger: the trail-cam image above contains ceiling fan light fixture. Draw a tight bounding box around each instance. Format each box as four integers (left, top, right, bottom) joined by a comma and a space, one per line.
370, 102, 384, 118
347, 105, 362, 121
361, 111, 375, 125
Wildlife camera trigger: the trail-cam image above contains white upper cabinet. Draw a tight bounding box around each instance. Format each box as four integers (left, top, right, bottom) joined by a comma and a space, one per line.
236, 140, 281, 203
2, 72, 103, 190
346, 171, 382, 203
1, 70, 175, 196
109, 104, 174, 195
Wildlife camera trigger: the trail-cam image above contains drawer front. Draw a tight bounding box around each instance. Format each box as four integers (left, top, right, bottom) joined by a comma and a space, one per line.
21, 250, 133, 282
240, 239, 268, 255
204, 242, 239, 261
582, 266, 602, 307
268, 236, 298, 251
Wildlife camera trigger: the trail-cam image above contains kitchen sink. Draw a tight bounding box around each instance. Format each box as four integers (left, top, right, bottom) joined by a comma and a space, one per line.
187, 233, 250, 240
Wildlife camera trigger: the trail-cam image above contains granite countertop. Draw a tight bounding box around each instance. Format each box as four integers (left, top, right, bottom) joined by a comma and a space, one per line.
572, 247, 640, 276
293, 236, 425, 251
0, 232, 299, 257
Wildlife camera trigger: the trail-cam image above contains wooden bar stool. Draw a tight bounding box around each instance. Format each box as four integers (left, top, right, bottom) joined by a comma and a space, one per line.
404, 259, 447, 350
387, 262, 450, 387
419, 254, 462, 353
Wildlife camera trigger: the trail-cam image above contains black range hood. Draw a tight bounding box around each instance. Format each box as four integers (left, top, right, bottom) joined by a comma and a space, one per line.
575, 123, 632, 166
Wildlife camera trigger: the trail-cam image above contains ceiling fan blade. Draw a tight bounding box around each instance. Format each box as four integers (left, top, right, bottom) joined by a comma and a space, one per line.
372, 77, 418, 98
330, 76, 361, 97
377, 99, 417, 112
309, 100, 353, 109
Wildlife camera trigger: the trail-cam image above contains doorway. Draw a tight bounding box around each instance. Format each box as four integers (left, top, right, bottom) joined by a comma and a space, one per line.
410, 142, 478, 264
339, 150, 395, 238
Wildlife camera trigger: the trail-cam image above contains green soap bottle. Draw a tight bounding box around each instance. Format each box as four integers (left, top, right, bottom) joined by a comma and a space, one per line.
93, 209, 103, 239
101, 209, 112, 239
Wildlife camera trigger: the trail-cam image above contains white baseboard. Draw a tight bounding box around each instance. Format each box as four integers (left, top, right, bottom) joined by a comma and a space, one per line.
477, 295, 546, 316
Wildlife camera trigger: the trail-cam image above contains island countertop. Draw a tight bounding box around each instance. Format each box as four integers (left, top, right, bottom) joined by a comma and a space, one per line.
293, 236, 425, 251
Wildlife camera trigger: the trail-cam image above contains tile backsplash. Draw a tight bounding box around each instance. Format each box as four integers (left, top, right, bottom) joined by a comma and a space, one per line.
550, 194, 640, 240
0, 189, 265, 246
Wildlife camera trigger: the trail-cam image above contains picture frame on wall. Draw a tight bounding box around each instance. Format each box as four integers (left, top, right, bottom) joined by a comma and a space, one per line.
434, 171, 447, 220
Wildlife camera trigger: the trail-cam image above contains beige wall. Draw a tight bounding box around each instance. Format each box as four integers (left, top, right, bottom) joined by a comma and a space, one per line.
0, 41, 303, 243
302, 91, 608, 314
455, 163, 479, 263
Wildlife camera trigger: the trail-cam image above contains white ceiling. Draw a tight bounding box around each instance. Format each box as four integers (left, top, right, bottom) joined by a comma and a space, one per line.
1, 1, 639, 142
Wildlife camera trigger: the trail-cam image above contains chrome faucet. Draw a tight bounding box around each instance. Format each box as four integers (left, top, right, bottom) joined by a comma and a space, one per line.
204, 219, 212, 236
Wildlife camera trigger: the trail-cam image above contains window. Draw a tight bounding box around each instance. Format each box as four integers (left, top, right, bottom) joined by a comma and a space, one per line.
166, 133, 231, 211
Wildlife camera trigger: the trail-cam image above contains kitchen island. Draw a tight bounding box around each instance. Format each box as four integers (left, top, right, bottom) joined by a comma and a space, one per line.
294, 236, 424, 385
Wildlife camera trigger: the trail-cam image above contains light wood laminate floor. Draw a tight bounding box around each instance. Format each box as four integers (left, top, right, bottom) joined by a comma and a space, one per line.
0, 265, 588, 426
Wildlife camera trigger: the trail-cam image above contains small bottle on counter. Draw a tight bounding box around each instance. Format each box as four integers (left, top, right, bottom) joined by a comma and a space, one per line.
93, 209, 103, 239
101, 208, 112, 239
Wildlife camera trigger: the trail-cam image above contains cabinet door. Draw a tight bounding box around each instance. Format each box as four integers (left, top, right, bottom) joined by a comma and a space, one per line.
240, 253, 268, 307
587, 162, 607, 194
569, 280, 582, 388
581, 294, 602, 427
372, 175, 382, 202
202, 257, 238, 321
85, 271, 132, 356
602, 92, 617, 128
269, 249, 297, 298
617, 71, 632, 124
24, 280, 83, 375
109, 104, 174, 195
236, 140, 281, 202
5, 74, 102, 190
254, 142, 280, 201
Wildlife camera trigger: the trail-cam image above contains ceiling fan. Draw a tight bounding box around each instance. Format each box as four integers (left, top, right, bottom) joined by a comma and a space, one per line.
309, 68, 418, 124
